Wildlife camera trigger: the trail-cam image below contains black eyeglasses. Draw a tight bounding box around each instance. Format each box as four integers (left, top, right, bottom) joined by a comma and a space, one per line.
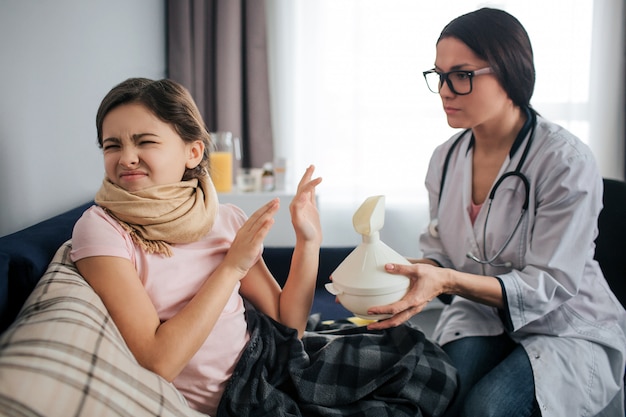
423, 67, 493, 95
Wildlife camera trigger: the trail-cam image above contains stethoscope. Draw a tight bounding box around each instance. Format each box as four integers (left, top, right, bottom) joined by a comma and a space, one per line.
429, 107, 536, 268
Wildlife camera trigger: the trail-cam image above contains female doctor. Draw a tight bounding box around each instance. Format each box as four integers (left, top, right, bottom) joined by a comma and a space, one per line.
366, 8, 626, 417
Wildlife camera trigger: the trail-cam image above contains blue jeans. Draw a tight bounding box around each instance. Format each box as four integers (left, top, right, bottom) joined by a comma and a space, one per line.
442, 334, 541, 417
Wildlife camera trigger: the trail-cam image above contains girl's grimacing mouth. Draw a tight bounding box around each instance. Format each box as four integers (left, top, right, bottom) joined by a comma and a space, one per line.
119, 170, 147, 178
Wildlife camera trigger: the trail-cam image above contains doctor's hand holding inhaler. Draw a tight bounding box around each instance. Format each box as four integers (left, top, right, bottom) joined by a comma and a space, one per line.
367, 7, 626, 417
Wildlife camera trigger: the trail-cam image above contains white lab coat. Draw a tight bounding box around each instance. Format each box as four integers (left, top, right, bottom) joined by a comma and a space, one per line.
420, 115, 626, 416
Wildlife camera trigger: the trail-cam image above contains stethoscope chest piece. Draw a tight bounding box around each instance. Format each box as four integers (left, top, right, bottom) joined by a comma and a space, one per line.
428, 218, 440, 238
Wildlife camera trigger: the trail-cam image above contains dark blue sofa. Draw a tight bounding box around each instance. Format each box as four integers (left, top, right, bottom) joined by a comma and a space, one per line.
0, 202, 352, 334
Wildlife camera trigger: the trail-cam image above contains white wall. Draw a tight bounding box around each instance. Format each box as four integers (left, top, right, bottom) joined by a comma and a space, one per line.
0, 0, 166, 237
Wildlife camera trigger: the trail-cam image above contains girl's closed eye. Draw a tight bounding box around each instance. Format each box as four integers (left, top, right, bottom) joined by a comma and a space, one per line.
133, 133, 160, 146
102, 139, 120, 151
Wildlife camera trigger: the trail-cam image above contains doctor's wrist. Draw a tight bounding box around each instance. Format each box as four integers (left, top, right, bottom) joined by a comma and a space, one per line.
425, 258, 443, 267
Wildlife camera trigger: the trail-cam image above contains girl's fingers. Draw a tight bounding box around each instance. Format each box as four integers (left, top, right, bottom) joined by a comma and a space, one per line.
299, 179, 322, 202
297, 165, 321, 191
247, 198, 279, 223
294, 165, 322, 203
238, 199, 279, 238
297, 165, 315, 188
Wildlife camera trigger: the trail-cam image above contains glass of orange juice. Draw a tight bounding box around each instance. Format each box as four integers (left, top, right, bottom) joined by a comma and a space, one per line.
209, 132, 233, 193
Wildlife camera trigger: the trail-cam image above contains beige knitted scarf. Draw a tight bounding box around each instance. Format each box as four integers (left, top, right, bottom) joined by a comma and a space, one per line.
95, 173, 219, 257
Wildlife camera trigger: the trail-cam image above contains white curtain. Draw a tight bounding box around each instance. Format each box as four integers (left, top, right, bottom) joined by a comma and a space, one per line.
266, 0, 625, 255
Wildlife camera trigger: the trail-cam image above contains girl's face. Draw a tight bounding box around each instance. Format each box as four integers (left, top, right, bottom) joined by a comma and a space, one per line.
101, 103, 203, 192
434, 37, 512, 130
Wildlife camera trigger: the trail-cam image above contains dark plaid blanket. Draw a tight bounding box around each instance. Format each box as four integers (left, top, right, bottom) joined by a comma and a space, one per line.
217, 307, 457, 417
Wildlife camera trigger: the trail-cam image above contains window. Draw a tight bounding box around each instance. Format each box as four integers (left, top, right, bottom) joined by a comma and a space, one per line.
266, 0, 622, 255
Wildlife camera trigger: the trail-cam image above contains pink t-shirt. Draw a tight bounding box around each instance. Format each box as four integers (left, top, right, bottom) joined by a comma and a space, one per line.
70, 204, 254, 415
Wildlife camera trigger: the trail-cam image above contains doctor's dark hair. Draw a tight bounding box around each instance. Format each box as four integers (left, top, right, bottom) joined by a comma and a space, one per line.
95, 78, 212, 181
438, 8, 535, 109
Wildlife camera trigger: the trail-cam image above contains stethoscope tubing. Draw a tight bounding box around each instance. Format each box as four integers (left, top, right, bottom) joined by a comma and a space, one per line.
435, 108, 536, 268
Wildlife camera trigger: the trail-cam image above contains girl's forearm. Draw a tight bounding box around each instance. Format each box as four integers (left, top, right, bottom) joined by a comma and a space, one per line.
148, 263, 244, 380
278, 240, 320, 336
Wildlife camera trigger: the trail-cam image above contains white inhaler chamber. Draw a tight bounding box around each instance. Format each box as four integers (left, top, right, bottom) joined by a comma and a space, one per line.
325, 195, 410, 320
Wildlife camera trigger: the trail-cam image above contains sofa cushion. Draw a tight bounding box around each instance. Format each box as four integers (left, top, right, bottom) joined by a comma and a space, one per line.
0, 202, 94, 332
0, 253, 8, 327
0, 242, 208, 417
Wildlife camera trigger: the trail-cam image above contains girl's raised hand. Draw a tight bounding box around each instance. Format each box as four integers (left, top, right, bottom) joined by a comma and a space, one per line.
290, 165, 322, 245
223, 198, 280, 276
